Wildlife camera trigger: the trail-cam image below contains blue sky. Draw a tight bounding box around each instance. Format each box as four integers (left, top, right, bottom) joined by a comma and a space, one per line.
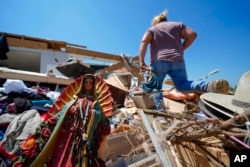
1, 0, 249, 87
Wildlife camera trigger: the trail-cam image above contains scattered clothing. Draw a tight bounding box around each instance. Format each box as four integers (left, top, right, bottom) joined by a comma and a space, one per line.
0, 109, 42, 154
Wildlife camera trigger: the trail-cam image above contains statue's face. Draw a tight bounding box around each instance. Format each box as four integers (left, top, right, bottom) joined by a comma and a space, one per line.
84, 78, 94, 91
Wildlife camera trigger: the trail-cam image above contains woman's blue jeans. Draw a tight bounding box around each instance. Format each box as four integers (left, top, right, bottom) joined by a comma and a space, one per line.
151, 60, 208, 110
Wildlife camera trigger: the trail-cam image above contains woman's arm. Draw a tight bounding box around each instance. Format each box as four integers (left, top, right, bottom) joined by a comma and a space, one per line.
180, 26, 197, 50
139, 31, 152, 68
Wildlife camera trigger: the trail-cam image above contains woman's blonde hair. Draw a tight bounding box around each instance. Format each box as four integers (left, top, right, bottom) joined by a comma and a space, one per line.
151, 10, 168, 26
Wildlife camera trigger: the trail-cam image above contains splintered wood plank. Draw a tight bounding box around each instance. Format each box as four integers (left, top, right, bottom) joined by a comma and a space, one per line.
138, 109, 173, 167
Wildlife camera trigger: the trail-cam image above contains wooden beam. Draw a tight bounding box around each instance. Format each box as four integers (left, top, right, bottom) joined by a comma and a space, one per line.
66, 46, 122, 62
0, 68, 73, 85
